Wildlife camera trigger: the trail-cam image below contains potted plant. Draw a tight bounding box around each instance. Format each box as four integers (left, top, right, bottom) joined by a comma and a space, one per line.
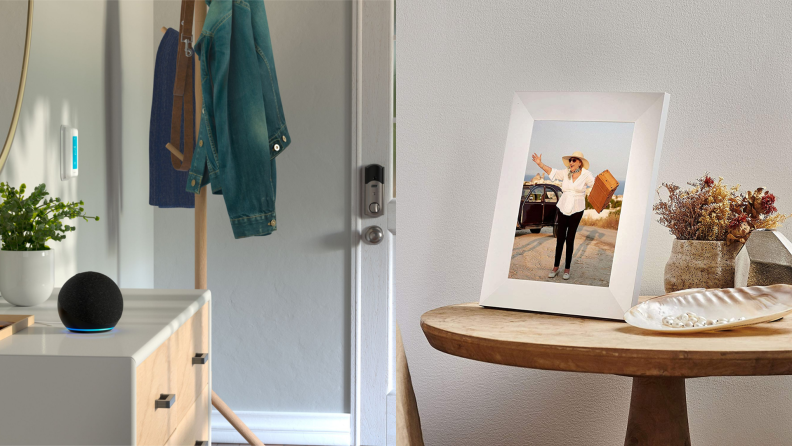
0, 183, 98, 306
654, 174, 789, 293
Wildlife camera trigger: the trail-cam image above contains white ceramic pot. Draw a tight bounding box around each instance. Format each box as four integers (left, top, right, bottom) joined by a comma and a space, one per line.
0, 250, 54, 306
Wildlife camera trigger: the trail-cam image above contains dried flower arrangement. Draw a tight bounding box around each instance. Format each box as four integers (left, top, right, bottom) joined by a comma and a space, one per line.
653, 174, 789, 244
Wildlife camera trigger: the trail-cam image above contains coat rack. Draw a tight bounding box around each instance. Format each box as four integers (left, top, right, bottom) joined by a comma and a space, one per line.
163, 2, 264, 444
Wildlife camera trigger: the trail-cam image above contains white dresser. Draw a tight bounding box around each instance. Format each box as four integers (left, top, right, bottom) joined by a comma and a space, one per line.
0, 289, 211, 446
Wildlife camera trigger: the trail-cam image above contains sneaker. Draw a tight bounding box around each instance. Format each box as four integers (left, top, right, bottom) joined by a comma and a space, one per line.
563, 272, 570, 280
548, 270, 559, 278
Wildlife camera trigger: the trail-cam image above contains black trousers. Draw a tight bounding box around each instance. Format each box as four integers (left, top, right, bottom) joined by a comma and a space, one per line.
554, 210, 584, 269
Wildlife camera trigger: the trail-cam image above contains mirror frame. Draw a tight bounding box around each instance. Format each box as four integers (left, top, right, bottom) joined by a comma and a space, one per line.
0, 0, 33, 173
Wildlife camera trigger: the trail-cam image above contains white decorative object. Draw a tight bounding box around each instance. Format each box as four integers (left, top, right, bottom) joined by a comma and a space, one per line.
479, 92, 670, 319
0, 250, 54, 306
624, 285, 792, 333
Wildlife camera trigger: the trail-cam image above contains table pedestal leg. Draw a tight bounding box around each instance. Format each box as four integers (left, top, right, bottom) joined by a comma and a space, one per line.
624, 377, 690, 446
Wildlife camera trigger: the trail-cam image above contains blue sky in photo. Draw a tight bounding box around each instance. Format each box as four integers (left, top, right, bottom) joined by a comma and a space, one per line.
525, 120, 634, 194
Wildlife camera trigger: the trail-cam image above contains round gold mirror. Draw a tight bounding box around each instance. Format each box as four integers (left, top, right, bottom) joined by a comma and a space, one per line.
0, 0, 33, 172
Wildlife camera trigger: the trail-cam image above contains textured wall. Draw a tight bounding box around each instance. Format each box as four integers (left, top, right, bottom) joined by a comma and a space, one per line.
0, 0, 153, 288
153, 0, 352, 413
396, 1, 792, 445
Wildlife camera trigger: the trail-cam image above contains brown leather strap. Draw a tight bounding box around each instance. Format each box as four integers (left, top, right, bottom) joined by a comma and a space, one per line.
168, 0, 196, 171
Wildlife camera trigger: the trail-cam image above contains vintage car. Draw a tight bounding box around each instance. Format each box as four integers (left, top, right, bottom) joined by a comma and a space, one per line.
517, 183, 563, 237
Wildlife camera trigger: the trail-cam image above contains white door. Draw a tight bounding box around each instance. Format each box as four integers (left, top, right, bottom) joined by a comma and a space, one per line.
153, 1, 395, 444
352, 0, 395, 445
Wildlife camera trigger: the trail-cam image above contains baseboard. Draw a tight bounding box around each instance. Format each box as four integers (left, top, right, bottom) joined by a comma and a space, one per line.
211, 410, 351, 445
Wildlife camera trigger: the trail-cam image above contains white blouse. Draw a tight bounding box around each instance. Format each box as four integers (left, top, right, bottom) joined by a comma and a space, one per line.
548, 167, 596, 216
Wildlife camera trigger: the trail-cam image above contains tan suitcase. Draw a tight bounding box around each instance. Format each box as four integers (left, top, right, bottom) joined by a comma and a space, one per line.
588, 170, 620, 213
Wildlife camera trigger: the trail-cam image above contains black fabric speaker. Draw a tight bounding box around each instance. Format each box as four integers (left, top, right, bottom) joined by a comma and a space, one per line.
58, 272, 123, 333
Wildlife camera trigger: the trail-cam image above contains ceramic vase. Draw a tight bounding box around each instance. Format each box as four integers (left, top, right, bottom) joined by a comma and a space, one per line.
0, 250, 54, 306
664, 239, 742, 293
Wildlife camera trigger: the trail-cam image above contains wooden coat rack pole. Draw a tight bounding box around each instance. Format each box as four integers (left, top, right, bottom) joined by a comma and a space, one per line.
193, 0, 208, 305
164, 2, 265, 444
192, 4, 264, 444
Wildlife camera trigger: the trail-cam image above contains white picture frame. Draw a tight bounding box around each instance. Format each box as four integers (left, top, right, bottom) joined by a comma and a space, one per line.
479, 92, 670, 320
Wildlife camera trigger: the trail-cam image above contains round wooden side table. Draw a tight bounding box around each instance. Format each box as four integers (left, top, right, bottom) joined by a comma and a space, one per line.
420, 302, 792, 446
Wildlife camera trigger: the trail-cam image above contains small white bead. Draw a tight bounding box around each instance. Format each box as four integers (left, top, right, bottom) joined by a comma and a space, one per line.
672, 320, 683, 328
738, 317, 746, 321
728, 317, 737, 323
694, 322, 705, 327
684, 321, 693, 328
679, 314, 689, 323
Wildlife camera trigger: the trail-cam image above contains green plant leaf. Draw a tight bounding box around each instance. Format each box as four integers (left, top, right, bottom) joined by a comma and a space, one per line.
0, 182, 99, 251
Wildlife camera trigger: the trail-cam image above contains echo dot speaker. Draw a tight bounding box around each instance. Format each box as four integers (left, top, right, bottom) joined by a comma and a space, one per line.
58, 272, 123, 333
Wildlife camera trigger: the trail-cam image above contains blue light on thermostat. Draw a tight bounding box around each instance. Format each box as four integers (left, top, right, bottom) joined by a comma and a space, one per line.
66, 327, 113, 333
72, 135, 78, 169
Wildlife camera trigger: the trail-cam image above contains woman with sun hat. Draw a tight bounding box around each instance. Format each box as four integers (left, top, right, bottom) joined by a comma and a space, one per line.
531, 150, 596, 280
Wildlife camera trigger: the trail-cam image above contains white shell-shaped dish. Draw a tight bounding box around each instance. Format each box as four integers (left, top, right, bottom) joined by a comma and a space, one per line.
624, 285, 792, 333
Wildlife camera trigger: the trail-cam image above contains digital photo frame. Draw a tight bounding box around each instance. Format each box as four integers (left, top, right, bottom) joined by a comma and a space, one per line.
479, 92, 670, 320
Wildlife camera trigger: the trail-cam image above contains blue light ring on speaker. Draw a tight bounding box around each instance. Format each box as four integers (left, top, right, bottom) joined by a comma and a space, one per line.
66, 327, 114, 333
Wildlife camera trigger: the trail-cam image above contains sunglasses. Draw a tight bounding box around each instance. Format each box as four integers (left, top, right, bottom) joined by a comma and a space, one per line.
568, 158, 579, 163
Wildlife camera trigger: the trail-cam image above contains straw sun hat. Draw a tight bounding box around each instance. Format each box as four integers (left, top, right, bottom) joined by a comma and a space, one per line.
562, 151, 590, 170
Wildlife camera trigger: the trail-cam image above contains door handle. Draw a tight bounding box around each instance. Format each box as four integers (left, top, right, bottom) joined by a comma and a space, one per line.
363, 226, 384, 245
192, 352, 209, 365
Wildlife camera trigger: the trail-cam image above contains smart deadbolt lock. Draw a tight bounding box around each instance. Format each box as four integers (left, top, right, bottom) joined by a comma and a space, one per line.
364, 164, 384, 217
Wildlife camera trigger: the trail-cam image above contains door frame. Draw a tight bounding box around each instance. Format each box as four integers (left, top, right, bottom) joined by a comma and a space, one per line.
350, 0, 395, 445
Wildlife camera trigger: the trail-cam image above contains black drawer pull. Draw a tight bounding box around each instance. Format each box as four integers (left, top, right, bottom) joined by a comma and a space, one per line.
192, 352, 209, 365
155, 393, 175, 409
195, 442, 208, 446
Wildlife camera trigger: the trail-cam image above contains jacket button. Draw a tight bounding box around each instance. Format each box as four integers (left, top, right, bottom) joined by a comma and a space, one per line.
199, 140, 203, 147
191, 179, 196, 186
273, 144, 281, 152
270, 219, 276, 226
282, 136, 287, 142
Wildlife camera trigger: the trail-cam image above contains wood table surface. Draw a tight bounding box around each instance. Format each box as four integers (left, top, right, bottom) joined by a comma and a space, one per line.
421, 302, 792, 377
420, 301, 792, 446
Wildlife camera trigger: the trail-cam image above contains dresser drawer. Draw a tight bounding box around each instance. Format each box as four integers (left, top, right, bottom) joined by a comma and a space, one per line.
170, 303, 210, 426
165, 384, 210, 446
137, 303, 209, 446
136, 331, 178, 446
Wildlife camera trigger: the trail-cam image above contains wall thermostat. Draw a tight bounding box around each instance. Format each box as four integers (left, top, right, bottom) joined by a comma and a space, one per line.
364, 164, 384, 217
60, 125, 78, 180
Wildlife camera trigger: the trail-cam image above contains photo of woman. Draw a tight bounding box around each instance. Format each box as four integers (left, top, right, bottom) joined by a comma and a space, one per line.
508, 120, 632, 287
531, 151, 594, 280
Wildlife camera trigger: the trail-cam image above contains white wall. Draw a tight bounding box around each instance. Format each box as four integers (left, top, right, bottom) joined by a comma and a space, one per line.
0, 1, 27, 140
117, 0, 155, 288
153, 0, 352, 413
0, 0, 153, 288
397, 1, 792, 445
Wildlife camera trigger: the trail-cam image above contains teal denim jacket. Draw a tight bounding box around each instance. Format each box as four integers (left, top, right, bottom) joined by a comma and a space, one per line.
186, 0, 291, 238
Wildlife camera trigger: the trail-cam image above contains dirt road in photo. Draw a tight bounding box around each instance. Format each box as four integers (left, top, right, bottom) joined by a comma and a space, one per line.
509, 226, 616, 287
